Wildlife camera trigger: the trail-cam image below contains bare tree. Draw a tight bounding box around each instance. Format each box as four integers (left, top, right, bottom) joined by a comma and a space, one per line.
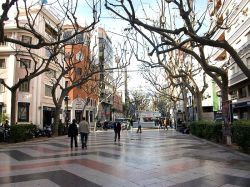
0, 1, 101, 126
105, 0, 241, 144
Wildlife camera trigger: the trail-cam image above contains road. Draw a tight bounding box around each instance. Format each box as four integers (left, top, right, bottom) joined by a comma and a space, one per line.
0, 129, 249, 187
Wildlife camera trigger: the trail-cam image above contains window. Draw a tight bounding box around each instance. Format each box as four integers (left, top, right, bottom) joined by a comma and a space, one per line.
239, 86, 247, 98
63, 31, 72, 40
45, 48, 52, 57
0, 35, 7, 46
45, 23, 57, 39
230, 90, 237, 99
45, 84, 52, 97
21, 35, 32, 44
247, 57, 250, 69
76, 68, 82, 75
248, 85, 250, 97
46, 69, 56, 78
90, 111, 93, 122
19, 81, 29, 92
0, 83, 5, 92
230, 66, 236, 75
18, 102, 29, 122
75, 33, 84, 43
20, 58, 31, 69
0, 59, 6, 68
65, 81, 69, 88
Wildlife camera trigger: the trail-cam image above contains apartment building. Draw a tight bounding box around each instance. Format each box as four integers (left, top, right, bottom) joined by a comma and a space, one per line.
63, 25, 98, 126
209, 0, 250, 119
0, 5, 63, 127
92, 27, 115, 121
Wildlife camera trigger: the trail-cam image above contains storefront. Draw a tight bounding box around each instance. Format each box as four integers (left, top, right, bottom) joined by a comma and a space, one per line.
43, 106, 55, 127
232, 101, 250, 119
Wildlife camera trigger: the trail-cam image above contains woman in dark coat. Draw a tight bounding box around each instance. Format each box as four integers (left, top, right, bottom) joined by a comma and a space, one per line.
68, 119, 78, 148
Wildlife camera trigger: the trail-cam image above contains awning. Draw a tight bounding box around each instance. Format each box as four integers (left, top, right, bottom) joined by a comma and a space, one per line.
232, 101, 250, 109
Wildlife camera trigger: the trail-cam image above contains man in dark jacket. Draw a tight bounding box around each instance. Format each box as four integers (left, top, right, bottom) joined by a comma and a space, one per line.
114, 121, 121, 142
68, 119, 78, 148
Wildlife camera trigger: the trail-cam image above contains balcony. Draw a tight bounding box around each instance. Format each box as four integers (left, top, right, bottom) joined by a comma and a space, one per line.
229, 40, 250, 86
229, 72, 247, 86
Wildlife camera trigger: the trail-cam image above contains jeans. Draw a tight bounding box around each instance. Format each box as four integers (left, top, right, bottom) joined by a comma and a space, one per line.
114, 130, 120, 141
70, 136, 78, 147
80, 132, 88, 148
137, 125, 142, 133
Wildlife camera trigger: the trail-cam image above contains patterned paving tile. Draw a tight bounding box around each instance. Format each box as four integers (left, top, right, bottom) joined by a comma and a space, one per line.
0, 170, 101, 187
0, 129, 249, 186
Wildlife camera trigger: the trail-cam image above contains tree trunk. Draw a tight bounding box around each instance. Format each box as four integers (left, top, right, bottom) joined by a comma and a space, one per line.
221, 83, 231, 145
53, 105, 62, 136
10, 90, 17, 125
183, 89, 188, 122
195, 92, 203, 121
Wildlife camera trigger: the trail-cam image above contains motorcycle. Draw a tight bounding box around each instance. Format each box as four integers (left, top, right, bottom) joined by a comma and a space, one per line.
43, 125, 52, 137
0, 126, 11, 142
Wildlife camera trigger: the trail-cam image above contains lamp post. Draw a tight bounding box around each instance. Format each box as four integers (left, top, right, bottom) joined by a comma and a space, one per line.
64, 96, 69, 128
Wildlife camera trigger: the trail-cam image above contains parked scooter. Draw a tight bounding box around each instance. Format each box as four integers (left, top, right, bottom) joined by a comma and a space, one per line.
103, 121, 108, 130
43, 125, 52, 137
0, 126, 11, 142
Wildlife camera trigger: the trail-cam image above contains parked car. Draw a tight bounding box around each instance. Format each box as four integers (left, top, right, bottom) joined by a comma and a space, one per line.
115, 118, 131, 130
107, 121, 116, 129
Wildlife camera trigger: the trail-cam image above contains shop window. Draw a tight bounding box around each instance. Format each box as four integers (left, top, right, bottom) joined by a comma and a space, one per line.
202, 106, 213, 113
0, 59, 6, 68
90, 111, 93, 122
45, 84, 52, 97
20, 58, 31, 69
18, 102, 30, 122
19, 81, 30, 92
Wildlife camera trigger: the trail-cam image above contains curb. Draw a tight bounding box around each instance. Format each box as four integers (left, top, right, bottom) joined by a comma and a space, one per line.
189, 134, 250, 159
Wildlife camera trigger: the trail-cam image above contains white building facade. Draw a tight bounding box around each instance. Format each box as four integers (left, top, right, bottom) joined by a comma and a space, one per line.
0, 5, 64, 127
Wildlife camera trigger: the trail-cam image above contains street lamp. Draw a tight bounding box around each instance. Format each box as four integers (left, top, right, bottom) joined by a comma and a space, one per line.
64, 96, 69, 127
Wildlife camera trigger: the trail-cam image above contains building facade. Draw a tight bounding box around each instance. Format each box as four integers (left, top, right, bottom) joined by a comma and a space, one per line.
63, 25, 98, 127
92, 27, 115, 122
0, 5, 63, 127
209, 0, 250, 120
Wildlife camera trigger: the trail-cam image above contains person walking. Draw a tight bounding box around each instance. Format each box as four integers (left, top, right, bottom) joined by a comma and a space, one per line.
78, 117, 90, 149
68, 119, 78, 148
164, 118, 169, 131
136, 118, 142, 133
114, 121, 121, 142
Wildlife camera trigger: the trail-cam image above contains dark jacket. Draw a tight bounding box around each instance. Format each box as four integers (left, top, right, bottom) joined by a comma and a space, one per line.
68, 122, 78, 137
114, 122, 121, 132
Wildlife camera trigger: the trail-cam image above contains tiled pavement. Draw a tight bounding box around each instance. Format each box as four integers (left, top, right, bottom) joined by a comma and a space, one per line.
0, 129, 249, 187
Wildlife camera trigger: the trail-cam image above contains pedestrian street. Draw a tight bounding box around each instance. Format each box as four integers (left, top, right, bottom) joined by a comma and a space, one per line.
0, 129, 249, 187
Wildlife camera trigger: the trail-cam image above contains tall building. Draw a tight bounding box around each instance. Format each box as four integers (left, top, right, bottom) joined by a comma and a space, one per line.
63, 25, 98, 126
0, 5, 63, 127
209, 0, 250, 119
92, 27, 114, 121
